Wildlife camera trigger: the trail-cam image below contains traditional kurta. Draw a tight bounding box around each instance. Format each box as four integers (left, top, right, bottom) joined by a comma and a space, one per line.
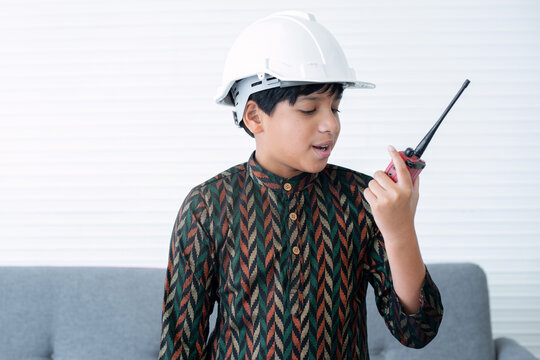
160, 150, 443, 360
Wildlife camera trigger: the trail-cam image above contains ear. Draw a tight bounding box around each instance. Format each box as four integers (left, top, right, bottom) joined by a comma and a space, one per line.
243, 100, 265, 135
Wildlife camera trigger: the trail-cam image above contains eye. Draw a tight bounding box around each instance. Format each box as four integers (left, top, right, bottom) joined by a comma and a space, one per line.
299, 108, 340, 115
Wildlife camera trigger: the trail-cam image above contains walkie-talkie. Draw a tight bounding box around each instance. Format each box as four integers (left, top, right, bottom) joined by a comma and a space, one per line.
385, 79, 470, 183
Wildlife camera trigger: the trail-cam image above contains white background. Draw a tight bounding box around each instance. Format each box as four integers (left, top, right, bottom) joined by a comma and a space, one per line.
0, 0, 539, 356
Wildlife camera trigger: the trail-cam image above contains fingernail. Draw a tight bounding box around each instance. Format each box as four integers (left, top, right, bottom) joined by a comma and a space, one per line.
388, 145, 396, 152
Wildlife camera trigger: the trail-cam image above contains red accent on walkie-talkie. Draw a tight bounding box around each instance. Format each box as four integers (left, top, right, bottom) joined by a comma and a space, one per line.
385, 79, 470, 183
385, 148, 425, 183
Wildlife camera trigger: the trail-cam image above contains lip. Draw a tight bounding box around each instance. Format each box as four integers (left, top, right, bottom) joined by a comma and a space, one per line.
312, 140, 334, 159
312, 140, 334, 148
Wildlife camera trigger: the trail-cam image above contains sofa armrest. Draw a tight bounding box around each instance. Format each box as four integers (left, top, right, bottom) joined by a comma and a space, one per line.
495, 337, 537, 360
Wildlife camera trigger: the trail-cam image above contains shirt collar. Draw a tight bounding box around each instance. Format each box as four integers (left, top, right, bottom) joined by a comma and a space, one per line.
247, 150, 319, 193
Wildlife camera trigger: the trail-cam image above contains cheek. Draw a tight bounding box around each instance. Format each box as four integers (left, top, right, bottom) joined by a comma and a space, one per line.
291, 126, 313, 147
280, 118, 306, 138
333, 117, 341, 138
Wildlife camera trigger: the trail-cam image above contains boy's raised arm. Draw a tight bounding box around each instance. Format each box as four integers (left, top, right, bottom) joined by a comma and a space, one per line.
159, 188, 217, 360
362, 146, 443, 347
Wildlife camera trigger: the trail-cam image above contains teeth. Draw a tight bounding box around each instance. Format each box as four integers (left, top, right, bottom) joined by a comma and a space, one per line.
314, 144, 329, 150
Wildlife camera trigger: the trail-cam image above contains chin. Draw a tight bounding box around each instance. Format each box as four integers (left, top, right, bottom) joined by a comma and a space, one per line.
306, 160, 328, 174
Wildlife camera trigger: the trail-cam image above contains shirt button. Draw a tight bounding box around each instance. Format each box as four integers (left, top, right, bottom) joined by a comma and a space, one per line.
289, 212, 297, 221
292, 246, 300, 255
284, 183, 292, 191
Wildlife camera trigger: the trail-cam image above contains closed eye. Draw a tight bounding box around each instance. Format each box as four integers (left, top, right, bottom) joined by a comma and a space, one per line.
300, 108, 340, 115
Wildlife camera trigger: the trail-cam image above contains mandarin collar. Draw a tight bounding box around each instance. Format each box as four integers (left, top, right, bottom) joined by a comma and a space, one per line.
247, 150, 319, 193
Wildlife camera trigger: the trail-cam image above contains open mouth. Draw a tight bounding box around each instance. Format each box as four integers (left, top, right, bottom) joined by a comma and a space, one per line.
313, 145, 329, 151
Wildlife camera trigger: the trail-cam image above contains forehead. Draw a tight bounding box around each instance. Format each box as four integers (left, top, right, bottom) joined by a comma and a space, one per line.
297, 91, 342, 102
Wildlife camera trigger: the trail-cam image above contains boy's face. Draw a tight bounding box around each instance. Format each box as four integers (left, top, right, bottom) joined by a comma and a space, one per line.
251, 88, 341, 179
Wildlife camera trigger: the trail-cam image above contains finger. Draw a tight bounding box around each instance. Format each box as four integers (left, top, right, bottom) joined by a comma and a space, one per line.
373, 170, 396, 191
411, 175, 420, 210
368, 178, 386, 198
388, 145, 413, 187
413, 174, 420, 193
363, 187, 377, 206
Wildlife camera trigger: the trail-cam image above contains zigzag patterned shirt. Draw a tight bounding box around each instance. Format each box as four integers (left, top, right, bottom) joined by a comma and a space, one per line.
160, 150, 443, 360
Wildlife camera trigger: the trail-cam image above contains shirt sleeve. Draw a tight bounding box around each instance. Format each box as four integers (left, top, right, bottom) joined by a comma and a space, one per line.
363, 224, 444, 348
159, 187, 217, 360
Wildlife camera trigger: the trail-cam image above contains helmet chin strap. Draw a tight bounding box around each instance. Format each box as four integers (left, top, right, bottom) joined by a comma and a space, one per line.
232, 110, 241, 127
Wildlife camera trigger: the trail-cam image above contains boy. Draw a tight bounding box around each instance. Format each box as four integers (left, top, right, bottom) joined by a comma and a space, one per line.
160, 11, 443, 360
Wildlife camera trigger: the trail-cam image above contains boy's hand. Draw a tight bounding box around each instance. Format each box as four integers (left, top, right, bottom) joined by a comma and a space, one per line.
363, 145, 420, 242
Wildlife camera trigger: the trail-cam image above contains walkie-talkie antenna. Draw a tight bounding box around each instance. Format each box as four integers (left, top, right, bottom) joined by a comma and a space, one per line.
414, 79, 470, 158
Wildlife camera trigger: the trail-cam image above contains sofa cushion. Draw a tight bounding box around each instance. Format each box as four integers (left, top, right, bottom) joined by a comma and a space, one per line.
0, 267, 163, 360
367, 263, 495, 360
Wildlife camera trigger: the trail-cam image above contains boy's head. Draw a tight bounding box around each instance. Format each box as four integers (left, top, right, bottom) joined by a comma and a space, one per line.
241, 81, 345, 177
240, 82, 344, 138
215, 10, 375, 177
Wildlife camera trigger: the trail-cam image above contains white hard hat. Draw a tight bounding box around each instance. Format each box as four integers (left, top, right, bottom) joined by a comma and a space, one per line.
214, 10, 376, 126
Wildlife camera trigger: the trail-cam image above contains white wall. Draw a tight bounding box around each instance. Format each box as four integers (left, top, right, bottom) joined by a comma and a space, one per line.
0, 0, 539, 356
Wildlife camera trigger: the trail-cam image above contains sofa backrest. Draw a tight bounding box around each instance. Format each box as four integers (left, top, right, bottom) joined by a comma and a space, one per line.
0, 266, 164, 360
366, 262, 496, 360
0, 263, 496, 360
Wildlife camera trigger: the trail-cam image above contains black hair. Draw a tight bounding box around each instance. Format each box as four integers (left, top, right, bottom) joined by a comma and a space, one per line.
239, 82, 344, 138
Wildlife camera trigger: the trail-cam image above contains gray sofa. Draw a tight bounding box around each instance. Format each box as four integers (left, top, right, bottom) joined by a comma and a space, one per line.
0, 263, 536, 359
365, 263, 537, 360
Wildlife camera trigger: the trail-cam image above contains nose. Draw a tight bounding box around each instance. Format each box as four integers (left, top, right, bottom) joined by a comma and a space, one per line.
319, 107, 340, 134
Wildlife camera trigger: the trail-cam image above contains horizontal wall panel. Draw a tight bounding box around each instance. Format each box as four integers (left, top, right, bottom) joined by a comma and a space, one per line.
1, 0, 539, 356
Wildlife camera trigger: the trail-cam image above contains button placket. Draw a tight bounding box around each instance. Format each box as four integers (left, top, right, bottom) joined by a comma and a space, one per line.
286, 191, 308, 318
